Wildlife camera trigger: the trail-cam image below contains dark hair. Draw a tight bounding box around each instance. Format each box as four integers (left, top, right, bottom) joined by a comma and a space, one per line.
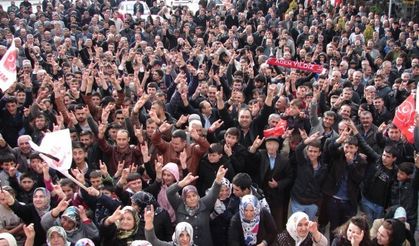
290, 99, 304, 110
72, 141, 86, 152
5, 96, 17, 104
208, 143, 223, 154
225, 127, 240, 138
334, 216, 371, 245
127, 173, 142, 183
89, 170, 102, 179
383, 146, 398, 158
60, 178, 77, 190
381, 219, 408, 246
172, 129, 187, 141
79, 130, 93, 138
29, 153, 43, 161
20, 173, 34, 182
232, 173, 252, 190
0, 153, 16, 164
323, 111, 337, 119
147, 82, 158, 89
343, 136, 358, 146
398, 162, 414, 175
100, 180, 115, 193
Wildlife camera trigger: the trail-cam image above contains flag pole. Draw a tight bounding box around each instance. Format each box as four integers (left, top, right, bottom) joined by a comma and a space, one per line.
38, 151, 89, 192
60, 171, 89, 192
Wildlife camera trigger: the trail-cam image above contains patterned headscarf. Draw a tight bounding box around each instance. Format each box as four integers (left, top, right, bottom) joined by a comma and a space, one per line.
286, 212, 309, 246
47, 226, 71, 246
182, 185, 200, 216
117, 206, 140, 240
239, 195, 261, 246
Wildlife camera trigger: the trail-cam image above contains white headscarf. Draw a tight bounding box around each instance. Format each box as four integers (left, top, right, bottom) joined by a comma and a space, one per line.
173, 222, 194, 246
286, 212, 309, 246
0, 232, 17, 246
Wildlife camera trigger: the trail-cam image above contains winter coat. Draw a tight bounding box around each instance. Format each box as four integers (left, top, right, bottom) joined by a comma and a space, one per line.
167, 181, 221, 246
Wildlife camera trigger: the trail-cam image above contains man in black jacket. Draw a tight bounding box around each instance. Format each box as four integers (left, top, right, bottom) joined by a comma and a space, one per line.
354, 123, 398, 223
322, 133, 368, 238
290, 132, 328, 220
248, 136, 293, 231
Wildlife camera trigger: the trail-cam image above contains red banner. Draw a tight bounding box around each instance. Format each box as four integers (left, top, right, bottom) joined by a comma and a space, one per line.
266, 58, 323, 74
264, 119, 288, 138
393, 95, 415, 143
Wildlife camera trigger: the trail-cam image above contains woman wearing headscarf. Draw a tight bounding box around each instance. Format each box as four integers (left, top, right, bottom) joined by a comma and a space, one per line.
167, 166, 227, 246
209, 178, 234, 246
228, 194, 278, 246
130, 191, 173, 241
75, 238, 95, 246
100, 205, 143, 246
0, 187, 50, 245
144, 204, 195, 246
41, 202, 99, 244
144, 162, 180, 224
277, 211, 328, 246
0, 232, 17, 246
46, 226, 71, 246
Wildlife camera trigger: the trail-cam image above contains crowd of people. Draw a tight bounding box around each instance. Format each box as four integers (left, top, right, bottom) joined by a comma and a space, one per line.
0, 0, 418, 245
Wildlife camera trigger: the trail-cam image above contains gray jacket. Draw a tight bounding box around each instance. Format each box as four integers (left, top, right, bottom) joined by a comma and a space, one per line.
41, 211, 99, 244
167, 181, 221, 246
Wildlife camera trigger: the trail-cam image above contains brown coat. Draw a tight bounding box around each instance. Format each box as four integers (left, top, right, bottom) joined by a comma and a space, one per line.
151, 130, 210, 176
98, 138, 143, 175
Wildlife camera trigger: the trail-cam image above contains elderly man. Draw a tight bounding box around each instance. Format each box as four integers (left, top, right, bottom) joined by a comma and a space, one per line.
13, 135, 35, 173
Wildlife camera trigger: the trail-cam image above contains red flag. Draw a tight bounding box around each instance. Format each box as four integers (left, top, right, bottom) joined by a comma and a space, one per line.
264, 119, 288, 138
266, 58, 324, 74
393, 95, 415, 143
0, 41, 17, 92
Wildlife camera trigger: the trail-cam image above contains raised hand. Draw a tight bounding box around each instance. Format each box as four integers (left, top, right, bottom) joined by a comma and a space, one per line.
78, 205, 89, 221
23, 223, 35, 240
54, 198, 70, 215
250, 135, 265, 153
7, 164, 19, 177
155, 158, 163, 180
208, 119, 224, 133
215, 165, 228, 183
189, 128, 200, 141
71, 168, 85, 184
178, 172, 199, 188
0, 190, 14, 206
98, 123, 107, 138
298, 128, 308, 140
87, 187, 101, 197
144, 204, 155, 230
140, 142, 151, 163
108, 206, 123, 224
224, 143, 232, 157
99, 160, 109, 177
350, 229, 364, 246
304, 131, 323, 144
158, 122, 172, 133
179, 150, 187, 170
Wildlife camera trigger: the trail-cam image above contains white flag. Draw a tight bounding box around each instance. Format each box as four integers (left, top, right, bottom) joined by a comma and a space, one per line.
0, 41, 17, 92
29, 129, 73, 173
